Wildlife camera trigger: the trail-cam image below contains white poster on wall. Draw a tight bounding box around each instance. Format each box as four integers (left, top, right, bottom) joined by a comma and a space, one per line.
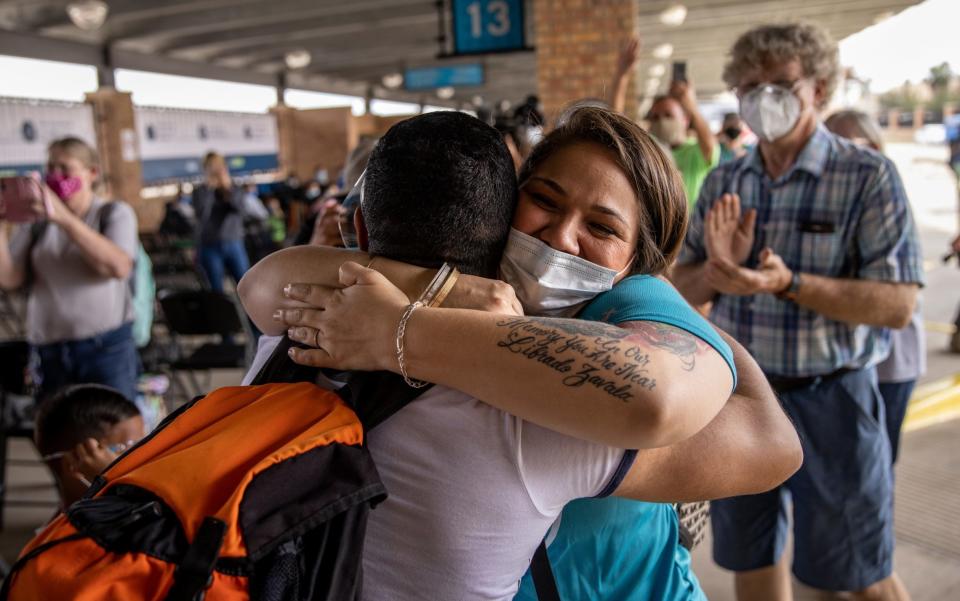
0, 97, 96, 171
121, 128, 139, 162
134, 106, 278, 181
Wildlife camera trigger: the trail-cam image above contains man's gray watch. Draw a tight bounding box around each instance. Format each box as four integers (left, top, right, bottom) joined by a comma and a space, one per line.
776, 271, 802, 301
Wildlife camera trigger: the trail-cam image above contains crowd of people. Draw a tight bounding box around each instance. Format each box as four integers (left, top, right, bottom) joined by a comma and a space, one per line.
0, 19, 957, 601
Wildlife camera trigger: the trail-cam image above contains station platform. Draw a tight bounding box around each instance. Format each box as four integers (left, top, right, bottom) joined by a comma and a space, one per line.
0, 143, 957, 597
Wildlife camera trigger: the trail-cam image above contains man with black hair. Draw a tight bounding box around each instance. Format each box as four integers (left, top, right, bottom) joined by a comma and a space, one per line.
34, 384, 144, 509
359, 113, 515, 276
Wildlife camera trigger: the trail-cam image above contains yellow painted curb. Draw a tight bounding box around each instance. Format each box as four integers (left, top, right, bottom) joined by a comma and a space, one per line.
924, 321, 958, 335
903, 374, 960, 433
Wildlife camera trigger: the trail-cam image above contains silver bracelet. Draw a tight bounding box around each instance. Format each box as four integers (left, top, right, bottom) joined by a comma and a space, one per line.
396, 301, 429, 388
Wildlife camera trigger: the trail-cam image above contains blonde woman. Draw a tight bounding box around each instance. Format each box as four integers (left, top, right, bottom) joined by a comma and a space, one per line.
0, 137, 139, 400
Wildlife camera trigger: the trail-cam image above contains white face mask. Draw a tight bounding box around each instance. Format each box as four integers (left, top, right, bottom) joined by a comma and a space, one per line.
499, 228, 631, 317
649, 117, 688, 147
739, 84, 802, 143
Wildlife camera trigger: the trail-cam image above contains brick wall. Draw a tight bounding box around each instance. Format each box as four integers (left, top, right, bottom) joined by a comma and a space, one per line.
533, 0, 639, 123
273, 106, 358, 182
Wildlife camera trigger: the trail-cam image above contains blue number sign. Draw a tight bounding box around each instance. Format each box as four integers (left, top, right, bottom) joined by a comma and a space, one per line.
452, 0, 526, 55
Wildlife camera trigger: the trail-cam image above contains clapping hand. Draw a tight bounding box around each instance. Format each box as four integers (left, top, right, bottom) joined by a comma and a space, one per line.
705, 248, 792, 297
704, 193, 756, 265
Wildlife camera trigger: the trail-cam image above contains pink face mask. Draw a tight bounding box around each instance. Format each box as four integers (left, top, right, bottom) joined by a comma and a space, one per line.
45, 173, 83, 201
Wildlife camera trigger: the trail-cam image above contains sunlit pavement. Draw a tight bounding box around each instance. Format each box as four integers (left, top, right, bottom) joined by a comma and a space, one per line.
693, 142, 960, 600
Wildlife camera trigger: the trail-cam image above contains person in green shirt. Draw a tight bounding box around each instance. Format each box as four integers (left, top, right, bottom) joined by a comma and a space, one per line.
608, 38, 719, 210
647, 81, 719, 210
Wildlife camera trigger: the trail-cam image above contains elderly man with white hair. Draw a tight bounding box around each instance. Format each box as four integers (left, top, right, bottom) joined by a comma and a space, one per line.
672, 23, 922, 601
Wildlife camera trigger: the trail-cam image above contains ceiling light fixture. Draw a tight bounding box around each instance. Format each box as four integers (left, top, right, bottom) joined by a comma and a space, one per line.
382, 73, 404, 89
436, 86, 455, 100
652, 43, 674, 60
648, 64, 666, 78
284, 49, 312, 70
659, 4, 687, 27
472, 95, 484, 106
66, 0, 109, 31
645, 78, 661, 93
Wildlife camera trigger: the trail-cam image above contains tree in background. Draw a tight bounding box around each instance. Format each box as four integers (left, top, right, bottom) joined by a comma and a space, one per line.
878, 62, 960, 115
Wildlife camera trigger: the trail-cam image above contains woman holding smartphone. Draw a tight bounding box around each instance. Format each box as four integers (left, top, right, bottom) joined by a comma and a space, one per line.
0, 137, 139, 401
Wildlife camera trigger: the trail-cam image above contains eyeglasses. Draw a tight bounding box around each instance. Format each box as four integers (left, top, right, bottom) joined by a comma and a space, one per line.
735, 78, 808, 99
42, 439, 138, 462
338, 170, 365, 248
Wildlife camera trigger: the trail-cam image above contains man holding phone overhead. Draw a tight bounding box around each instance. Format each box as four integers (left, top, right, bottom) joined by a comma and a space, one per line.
608, 38, 719, 209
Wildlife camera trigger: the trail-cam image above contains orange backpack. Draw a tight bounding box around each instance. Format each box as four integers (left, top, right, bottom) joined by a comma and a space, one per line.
2, 344, 424, 601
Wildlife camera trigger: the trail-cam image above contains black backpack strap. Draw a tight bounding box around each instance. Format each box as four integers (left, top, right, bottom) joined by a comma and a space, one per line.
250, 336, 322, 386
530, 540, 561, 601
338, 369, 432, 431
165, 516, 227, 601
251, 336, 429, 431
97, 200, 117, 233
21, 221, 48, 291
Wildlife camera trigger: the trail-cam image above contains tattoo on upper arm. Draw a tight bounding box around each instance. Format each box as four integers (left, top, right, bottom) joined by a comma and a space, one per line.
617, 321, 707, 372
493, 317, 712, 404
494, 317, 655, 404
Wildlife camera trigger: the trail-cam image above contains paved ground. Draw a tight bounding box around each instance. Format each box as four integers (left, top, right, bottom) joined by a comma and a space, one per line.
0, 142, 957, 597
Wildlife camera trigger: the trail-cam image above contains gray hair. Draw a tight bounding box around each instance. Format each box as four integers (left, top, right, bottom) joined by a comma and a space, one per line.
824, 110, 884, 152
723, 23, 839, 110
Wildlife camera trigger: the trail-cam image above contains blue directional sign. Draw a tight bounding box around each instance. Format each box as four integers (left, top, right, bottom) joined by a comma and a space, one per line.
452, 0, 526, 55
404, 64, 485, 91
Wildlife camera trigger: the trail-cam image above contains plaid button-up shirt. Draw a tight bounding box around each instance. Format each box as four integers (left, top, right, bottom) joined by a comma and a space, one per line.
678, 126, 924, 378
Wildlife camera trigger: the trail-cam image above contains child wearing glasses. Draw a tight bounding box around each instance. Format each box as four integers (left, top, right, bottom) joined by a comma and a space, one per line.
34, 384, 144, 510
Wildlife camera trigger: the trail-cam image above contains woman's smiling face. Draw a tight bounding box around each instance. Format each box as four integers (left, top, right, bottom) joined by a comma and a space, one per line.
512, 141, 640, 282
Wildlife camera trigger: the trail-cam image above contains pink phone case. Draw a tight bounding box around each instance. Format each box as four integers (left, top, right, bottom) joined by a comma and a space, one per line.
0, 177, 51, 223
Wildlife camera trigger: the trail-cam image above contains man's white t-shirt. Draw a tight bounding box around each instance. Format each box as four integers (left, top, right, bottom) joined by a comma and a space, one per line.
244, 336, 632, 601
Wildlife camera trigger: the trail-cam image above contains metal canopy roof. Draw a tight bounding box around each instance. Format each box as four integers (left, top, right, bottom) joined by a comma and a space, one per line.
0, 0, 922, 108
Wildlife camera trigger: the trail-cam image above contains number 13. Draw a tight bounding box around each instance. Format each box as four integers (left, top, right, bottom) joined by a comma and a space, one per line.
467, 0, 511, 38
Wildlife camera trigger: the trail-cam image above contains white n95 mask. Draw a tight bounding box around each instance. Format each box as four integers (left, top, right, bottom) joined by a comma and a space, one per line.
499, 228, 630, 317
740, 84, 801, 143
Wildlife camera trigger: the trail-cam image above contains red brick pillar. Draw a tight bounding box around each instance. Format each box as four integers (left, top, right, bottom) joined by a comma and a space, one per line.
533, 0, 640, 123
84, 89, 150, 229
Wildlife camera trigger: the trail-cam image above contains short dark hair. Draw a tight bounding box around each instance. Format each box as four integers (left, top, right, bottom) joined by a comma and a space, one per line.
34, 384, 140, 457
362, 112, 517, 277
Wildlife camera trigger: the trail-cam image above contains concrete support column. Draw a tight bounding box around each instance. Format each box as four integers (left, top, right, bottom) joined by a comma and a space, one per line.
84, 89, 150, 229
533, 0, 640, 122
888, 109, 899, 131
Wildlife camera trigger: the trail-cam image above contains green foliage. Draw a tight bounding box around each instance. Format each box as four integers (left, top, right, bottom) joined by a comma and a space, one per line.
879, 62, 960, 112
927, 62, 953, 90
